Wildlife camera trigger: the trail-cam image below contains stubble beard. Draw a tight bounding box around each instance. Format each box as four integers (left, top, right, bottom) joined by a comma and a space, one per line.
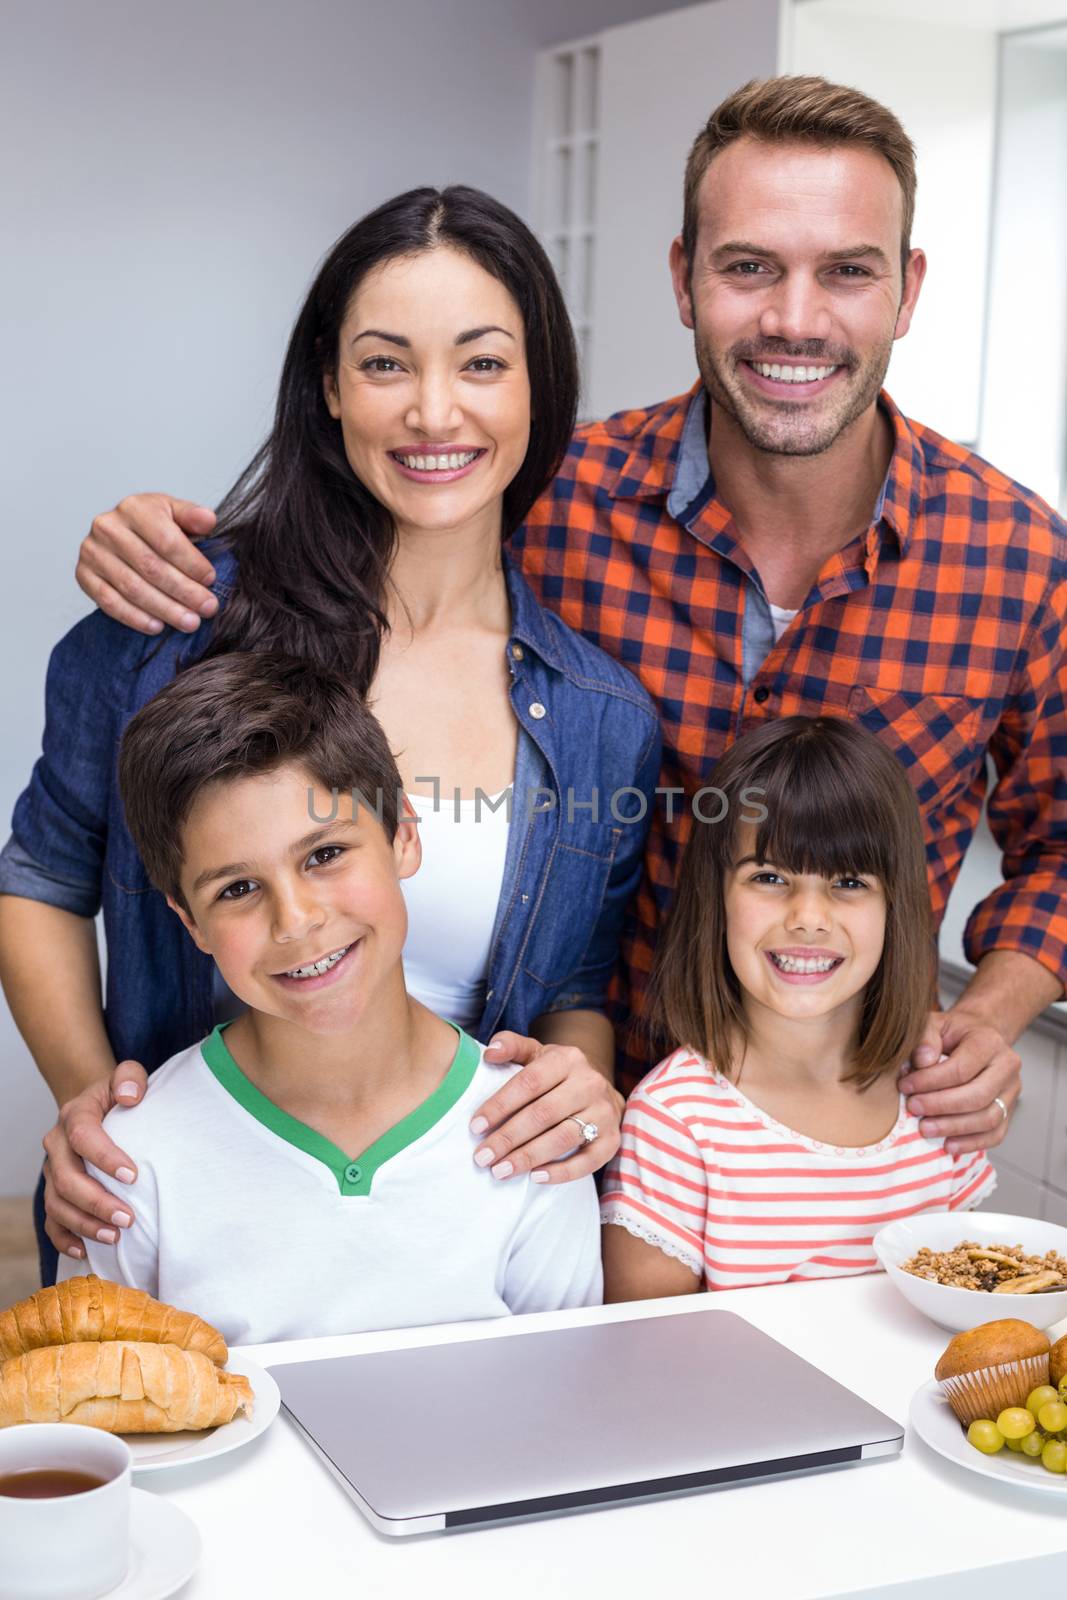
695, 326, 895, 458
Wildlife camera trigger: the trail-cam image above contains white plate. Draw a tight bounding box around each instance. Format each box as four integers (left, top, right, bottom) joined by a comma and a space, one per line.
104, 1488, 200, 1599
910, 1378, 1067, 1497
124, 1353, 279, 1473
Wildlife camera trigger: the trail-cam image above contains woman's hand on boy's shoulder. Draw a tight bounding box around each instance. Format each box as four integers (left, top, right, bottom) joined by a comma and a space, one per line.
42, 1061, 149, 1258
469, 1032, 623, 1185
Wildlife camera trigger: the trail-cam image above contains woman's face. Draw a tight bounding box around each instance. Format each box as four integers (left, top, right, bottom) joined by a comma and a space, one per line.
324, 245, 531, 542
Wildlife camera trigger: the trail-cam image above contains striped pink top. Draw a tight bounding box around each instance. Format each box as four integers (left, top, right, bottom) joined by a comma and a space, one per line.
600, 1047, 997, 1289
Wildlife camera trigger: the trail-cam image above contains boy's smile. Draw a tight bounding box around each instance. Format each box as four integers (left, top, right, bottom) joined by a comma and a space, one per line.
168, 763, 420, 1035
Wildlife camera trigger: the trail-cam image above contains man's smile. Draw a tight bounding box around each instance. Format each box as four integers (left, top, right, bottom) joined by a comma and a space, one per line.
739, 358, 845, 399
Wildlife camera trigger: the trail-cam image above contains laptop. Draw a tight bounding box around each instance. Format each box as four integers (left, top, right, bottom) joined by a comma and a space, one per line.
269, 1307, 903, 1535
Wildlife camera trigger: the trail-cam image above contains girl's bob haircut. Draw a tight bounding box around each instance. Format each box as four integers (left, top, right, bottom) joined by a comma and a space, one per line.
649, 715, 935, 1089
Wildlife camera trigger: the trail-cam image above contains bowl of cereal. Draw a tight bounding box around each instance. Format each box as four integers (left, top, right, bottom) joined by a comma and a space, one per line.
873, 1212, 1067, 1332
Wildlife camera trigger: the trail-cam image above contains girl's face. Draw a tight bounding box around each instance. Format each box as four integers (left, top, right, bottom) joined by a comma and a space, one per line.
323, 245, 531, 544
723, 826, 887, 1027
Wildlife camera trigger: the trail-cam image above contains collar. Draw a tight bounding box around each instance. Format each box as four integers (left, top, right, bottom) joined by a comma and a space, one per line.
502, 544, 565, 672
611, 380, 924, 560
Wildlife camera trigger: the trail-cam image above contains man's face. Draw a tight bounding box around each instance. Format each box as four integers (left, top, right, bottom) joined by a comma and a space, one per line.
670, 138, 926, 456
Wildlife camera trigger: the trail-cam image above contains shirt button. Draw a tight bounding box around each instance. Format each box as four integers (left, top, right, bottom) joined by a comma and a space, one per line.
511, 644, 524, 661
344, 1163, 362, 1184
753, 686, 770, 704
529, 702, 546, 719
486, 988, 494, 1000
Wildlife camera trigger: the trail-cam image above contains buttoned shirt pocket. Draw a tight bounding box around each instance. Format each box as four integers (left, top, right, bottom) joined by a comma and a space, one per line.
847, 685, 989, 814
521, 831, 622, 988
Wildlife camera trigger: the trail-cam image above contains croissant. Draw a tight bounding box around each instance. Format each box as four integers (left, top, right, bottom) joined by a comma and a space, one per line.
0, 1341, 253, 1432
0, 1276, 227, 1365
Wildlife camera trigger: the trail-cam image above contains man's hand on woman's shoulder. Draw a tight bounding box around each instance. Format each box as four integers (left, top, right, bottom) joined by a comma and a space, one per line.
76, 494, 220, 635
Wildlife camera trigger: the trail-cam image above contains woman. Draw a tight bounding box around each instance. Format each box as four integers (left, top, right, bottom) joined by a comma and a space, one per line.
0, 186, 660, 1282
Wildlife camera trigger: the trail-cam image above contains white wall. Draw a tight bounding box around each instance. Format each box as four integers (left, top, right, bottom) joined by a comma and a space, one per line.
0, 0, 712, 1199
790, 1, 998, 446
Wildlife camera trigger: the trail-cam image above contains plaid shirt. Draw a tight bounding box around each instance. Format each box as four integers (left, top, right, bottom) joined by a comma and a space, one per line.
511, 382, 1067, 1090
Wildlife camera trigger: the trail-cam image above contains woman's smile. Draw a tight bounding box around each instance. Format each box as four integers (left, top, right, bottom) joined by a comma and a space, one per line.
388, 444, 487, 483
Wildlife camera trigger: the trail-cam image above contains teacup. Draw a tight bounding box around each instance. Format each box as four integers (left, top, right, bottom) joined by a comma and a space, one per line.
0, 1423, 131, 1600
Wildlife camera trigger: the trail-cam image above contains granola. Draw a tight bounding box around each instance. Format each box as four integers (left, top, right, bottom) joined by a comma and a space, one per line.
901, 1241, 1067, 1293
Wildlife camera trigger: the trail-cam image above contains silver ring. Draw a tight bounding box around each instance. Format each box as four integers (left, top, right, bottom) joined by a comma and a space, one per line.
993, 1095, 1009, 1125
568, 1115, 599, 1145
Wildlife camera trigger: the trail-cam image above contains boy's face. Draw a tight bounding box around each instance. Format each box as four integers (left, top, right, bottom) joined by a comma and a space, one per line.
168, 763, 420, 1035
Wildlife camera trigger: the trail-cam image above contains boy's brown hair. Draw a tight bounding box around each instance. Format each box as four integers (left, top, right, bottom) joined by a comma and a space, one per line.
682, 74, 918, 278
648, 716, 934, 1089
118, 652, 404, 910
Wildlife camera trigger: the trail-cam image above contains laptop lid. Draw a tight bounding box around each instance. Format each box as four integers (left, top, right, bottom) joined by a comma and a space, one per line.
269, 1307, 903, 1535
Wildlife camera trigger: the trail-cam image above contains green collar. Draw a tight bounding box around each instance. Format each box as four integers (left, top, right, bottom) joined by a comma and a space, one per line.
199, 1021, 480, 1196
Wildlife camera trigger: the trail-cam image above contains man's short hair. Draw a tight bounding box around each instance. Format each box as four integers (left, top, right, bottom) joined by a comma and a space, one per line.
683, 74, 917, 277
118, 652, 404, 909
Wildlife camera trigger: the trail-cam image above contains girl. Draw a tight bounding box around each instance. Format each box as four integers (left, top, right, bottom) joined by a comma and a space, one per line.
601, 714, 995, 1300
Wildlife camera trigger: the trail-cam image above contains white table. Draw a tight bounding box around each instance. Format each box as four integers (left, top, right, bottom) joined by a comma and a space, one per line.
152, 1276, 1067, 1600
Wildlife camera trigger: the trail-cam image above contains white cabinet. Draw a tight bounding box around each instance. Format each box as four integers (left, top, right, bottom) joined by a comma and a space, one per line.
533, 0, 781, 418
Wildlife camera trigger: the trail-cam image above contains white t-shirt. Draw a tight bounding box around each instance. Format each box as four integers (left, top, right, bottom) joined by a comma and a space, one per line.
64, 1022, 602, 1344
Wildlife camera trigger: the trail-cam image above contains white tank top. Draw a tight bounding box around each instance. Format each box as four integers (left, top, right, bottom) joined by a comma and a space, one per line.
400, 783, 513, 1031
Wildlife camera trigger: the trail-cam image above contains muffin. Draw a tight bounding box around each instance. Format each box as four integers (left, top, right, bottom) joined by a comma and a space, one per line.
935, 1319, 1050, 1426
1051, 1333, 1067, 1388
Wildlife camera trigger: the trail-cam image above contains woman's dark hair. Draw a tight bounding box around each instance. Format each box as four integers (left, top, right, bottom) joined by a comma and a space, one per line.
119, 652, 404, 910
648, 716, 935, 1089
197, 185, 578, 693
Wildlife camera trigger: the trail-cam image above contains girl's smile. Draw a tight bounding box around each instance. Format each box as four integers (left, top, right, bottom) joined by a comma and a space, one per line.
763, 947, 846, 985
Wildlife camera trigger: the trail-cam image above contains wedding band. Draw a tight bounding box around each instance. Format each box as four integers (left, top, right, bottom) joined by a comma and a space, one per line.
993, 1095, 1009, 1125
568, 1115, 599, 1145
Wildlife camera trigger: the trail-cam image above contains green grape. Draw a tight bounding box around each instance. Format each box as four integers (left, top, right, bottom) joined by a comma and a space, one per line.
967, 1419, 1005, 1454
1020, 1429, 1046, 1458
1059, 1374, 1067, 1399
1037, 1401, 1067, 1434
997, 1407, 1036, 1440
1041, 1439, 1067, 1474
1027, 1386, 1059, 1416
1006, 1435, 1025, 1451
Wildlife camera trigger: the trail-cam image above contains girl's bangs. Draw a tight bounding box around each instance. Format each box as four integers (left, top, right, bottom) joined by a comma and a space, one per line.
743, 757, 897, 882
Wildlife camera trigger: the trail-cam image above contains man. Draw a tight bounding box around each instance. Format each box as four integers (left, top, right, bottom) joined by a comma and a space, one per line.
24, 77, 1067, 1177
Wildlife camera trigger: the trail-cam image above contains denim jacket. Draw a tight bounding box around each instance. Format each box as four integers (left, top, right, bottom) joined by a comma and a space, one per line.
3, 540, 661, 1074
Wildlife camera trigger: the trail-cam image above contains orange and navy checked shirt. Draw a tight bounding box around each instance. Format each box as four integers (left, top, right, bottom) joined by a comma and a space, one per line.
510, 382, 1067, 1091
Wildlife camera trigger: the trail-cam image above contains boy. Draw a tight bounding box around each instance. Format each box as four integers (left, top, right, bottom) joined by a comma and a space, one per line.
63, 653, 601, 1341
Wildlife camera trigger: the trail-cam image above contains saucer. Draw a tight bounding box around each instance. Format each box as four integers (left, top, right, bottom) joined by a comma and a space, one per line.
104, 1489, 201, 1599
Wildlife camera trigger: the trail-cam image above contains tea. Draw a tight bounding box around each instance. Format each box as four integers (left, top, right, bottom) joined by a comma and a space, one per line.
0, 1469, 107, 1499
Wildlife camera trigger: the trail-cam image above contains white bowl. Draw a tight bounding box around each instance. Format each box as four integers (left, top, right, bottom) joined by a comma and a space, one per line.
873, 1211, 1067, 1333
